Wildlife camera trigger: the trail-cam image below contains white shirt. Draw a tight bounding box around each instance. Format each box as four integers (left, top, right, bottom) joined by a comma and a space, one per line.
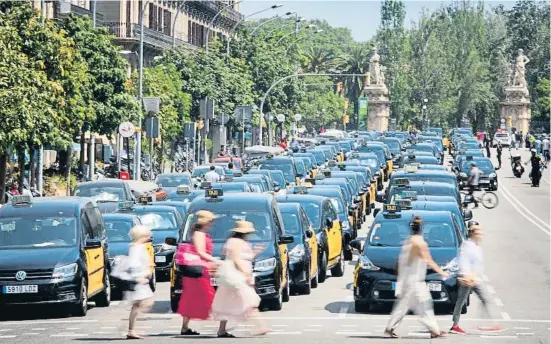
542, 138, 550, 150
469, 167, 483, 186
458, 239, 484, 281
204, 170, 221, 183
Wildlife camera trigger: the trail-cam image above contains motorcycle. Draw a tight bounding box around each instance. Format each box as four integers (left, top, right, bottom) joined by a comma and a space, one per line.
510, 152, 524, 178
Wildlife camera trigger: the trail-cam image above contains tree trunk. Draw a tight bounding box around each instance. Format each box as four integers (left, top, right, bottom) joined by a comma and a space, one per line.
0, 152, 7, 204
17, 146, 25, 194
66, 144, 73, 196
79, 130, 85, 177
29, 144, 36, 189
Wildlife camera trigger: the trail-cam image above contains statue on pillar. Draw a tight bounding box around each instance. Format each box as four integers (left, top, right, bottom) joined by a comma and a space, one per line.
512, 49, 530, 87
369, 46, 382, 85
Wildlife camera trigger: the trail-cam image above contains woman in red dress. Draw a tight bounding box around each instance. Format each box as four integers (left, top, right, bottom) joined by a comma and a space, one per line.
178, 210, 219, 335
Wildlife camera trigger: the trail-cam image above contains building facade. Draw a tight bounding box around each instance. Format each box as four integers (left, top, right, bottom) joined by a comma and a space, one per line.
33, 0, 242, 73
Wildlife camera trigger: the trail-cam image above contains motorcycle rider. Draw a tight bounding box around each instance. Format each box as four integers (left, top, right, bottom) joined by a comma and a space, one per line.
496, 142, 502, 169
467, 162, 483, 208
525, 149, 542, 187
204, 165, 221, 183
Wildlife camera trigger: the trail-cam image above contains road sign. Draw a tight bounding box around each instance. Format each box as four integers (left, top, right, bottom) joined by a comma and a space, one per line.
500, 123, 506, 129
276, 114, 286, 122
184, 122, 196, 139
200, 98, 214, 120
145, 117, 160, 138
358, 97, 368, 130
119, 122, 135, 138
236, 106, 253, 123
501, 118, 506, 123
143, 97, 160, 114
294, 114, 302, 121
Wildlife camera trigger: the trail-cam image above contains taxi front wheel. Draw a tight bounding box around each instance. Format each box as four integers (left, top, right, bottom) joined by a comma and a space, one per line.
95, 272, 111, 307
72, 278, 88, 317
330, 252, 345, 277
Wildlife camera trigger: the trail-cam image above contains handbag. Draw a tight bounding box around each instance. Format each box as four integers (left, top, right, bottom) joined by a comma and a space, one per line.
175, 243, 206, 278
110, 256, 137, 291
217, 260, 246, 289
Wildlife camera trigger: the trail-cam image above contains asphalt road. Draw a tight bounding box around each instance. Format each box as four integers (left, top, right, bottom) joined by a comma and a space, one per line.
0, 149, 549, 344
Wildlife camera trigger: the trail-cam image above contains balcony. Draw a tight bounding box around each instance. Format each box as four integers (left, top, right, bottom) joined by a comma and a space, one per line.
54, 3, 104, 23
104, 22, 197, 51
185, 0, 243, 25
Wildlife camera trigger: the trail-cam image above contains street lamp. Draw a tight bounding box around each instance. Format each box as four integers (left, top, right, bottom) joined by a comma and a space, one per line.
251, 12, 295, 35
276, 24, 316, 45
285, 29, 322, 54
226, 4, 283, 59
171, 1, 187, 47
264, 17, 304, 40
205, 0, 245, 52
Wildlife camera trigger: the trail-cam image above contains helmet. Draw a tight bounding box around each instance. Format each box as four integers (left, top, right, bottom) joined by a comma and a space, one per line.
467, 220, 479, 229
531, 148, 537, 153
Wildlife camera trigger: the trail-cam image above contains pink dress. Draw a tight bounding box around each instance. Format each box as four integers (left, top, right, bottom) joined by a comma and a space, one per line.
211, 238, 261, 322
177, 233, 215, 319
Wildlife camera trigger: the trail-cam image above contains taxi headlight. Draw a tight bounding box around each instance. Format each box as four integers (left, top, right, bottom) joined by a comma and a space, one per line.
489, 173, 497, 179
359, 256, 380, 271
52, 263, 78, 279
289, 244, 305, 262
254, 257, 277, 272
441, 257, 459, 274
460, 172, 467, 178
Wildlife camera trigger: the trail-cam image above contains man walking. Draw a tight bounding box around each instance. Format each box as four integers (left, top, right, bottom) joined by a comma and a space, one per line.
496, 142, 502, 169
384, 216, 449, 339
542, 136, 550, 163
450, 225, 503, 334
468, 162, 483, 208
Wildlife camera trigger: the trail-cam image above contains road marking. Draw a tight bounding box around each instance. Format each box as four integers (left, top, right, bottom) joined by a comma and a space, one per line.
268, 331, 301, 335
338, 295, 353, 318
407, 332, 429, 338
304, 329, 320, 332
487, 285, 496, 294
501, 312, 512, 320
110, 301, 120, 306
93, 332, 114, 334
256, 316, 551, 322
336, 331, 372, 336
499, 184, 551, 235
31, 328, 46, 331
100, 326, 117, 329
66, 327, 80, 330
0, 330, 11, 332
308, 324, 322, 327
495, 298, 504, 307
480, 335, 518, 339
0, 336, 16, 339
0, 320, 98, 325
272, 324, 287, 327
24, 333, 39, 335
513, 327, 530, 330
516, 333, 534, 335
341, 324, 358, 327
51, 334, 89, 337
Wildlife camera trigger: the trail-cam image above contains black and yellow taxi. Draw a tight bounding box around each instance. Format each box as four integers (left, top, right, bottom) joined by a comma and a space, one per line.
246, 170, 278, 192
171, 190, 294, 311
332, 162, 375, 214
166, 185, 204, 203
357, 142, 393, 179
116, 198, 184, 279
275, 203, 319, 294
257, 155, 300, 186
293, 152, 320, 177
276, 192, 344, 283
326, 168, 368, 227
350, 152, 384, 190
456, 156, 498, 191
314, 176, 359, 236
155, 173, 193, 195
350, 205, 464, 314
102, 211, 156, 298
73, 179, 135, 213
0, 196, 111, 316
317, 144, 342, 162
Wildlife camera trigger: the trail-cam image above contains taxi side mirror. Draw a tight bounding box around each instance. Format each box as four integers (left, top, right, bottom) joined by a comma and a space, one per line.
376, 191, 386, 203
373, 208, 381, 218
165, 237, 177, 246
305, 230, 313, 239
278, 235, 294, 245
274, 185, 281, 192
463, 209, 473, 221
349, 239, 363, 252
325, 218, 333, 228
85, 239, 102, 249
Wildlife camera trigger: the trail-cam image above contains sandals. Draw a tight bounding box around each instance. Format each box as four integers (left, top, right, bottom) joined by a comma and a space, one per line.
217, 332, 236, 338
180, 329, 200, 336
126, 333, 142, 340
253, 328, 269, 336
431, 332, 447, 338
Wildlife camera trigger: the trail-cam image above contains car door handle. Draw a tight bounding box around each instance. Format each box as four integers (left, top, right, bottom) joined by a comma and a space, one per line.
94, 254, 100, 259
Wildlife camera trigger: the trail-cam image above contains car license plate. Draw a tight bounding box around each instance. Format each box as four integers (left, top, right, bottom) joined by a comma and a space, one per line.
210, 277, 219, 286
427, 282, 441, 292
391, 282, 396, 291
3, 285, 38, 294
155, 256, 166, 263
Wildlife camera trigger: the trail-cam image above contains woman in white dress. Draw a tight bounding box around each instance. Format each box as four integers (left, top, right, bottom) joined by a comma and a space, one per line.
211, 221, 268, 337
126, 225, 155, 339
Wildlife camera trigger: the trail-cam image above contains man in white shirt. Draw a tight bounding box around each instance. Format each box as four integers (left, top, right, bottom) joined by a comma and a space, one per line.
450, 226, 502, 334
204, 166, 221, 183
467, 162, 483, 208
542, 136, 550, 162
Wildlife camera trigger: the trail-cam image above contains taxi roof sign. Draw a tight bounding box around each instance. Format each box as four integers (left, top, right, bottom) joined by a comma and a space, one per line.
395, 199, 412, 209
400, 190, 418, 200
200, 181, 212, 189
383, 204, 401, 213
206, 188, 223, 198
176, 185, 191, 194
293, 186, 308, 194
394, 178, 410, 186
118, 200, 135, 210
404, 164, 418, 173
11, 195, 32, 205
266, 153, 274, 159
139, 195, 154, 204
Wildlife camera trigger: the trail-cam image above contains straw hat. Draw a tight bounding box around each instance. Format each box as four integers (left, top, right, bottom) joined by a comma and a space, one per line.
232, 220, 256, 234
195, 210, 217, 225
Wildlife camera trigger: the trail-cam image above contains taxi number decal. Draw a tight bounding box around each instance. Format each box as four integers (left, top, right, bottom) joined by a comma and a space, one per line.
0, 223, 15, 232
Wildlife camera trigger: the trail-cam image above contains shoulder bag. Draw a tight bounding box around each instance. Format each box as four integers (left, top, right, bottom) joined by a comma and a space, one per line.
175, 243, 206, 278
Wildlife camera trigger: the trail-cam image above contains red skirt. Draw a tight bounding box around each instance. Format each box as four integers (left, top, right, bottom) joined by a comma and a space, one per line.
177, 274, 215, 319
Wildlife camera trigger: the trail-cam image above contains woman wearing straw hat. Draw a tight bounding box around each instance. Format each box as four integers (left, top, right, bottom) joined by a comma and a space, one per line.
178, 210, 219, 336
211, 221, 268, 337
126, 225, 155, 339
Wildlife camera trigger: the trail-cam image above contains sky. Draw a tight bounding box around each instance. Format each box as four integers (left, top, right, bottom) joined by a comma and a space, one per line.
240, 0, 517, 42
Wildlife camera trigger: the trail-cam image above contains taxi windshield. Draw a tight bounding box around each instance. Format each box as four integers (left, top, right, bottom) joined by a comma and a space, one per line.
369, 220, 457, 247
155, 175, 191, 187
184, 211, 273, 242
0, 216, 77, 249
462, 160, 493, 171
135, 210, 177, 231
280, 212, 302, 235
74, 186, 124, 202
393, 174, 454, 185
259, 162, 295, 183
295, 160, 306, 176
270, 172, 286, 187
383, 140, 401, 152
310, 151, 326, 165
192, 167, 223, 177
293, 202, 321, 229
360, 158, 379, 168
104, 219, 133, 242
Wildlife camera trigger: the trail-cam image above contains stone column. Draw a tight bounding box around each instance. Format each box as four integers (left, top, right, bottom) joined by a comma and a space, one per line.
363, 46, 390, 131
499, 86, 531, 136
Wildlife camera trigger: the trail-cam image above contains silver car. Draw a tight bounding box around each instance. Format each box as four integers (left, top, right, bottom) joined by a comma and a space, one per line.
493, 132, 512, 147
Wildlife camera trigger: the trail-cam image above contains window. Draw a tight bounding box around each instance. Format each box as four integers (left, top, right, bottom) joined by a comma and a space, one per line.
148, 3, 155, 29
327, 201, 338, 222
299, 208, 311, 233
82, 213, 93, 240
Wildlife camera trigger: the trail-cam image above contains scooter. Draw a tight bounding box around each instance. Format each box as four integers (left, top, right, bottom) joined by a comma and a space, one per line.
510, 152, 524, 178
